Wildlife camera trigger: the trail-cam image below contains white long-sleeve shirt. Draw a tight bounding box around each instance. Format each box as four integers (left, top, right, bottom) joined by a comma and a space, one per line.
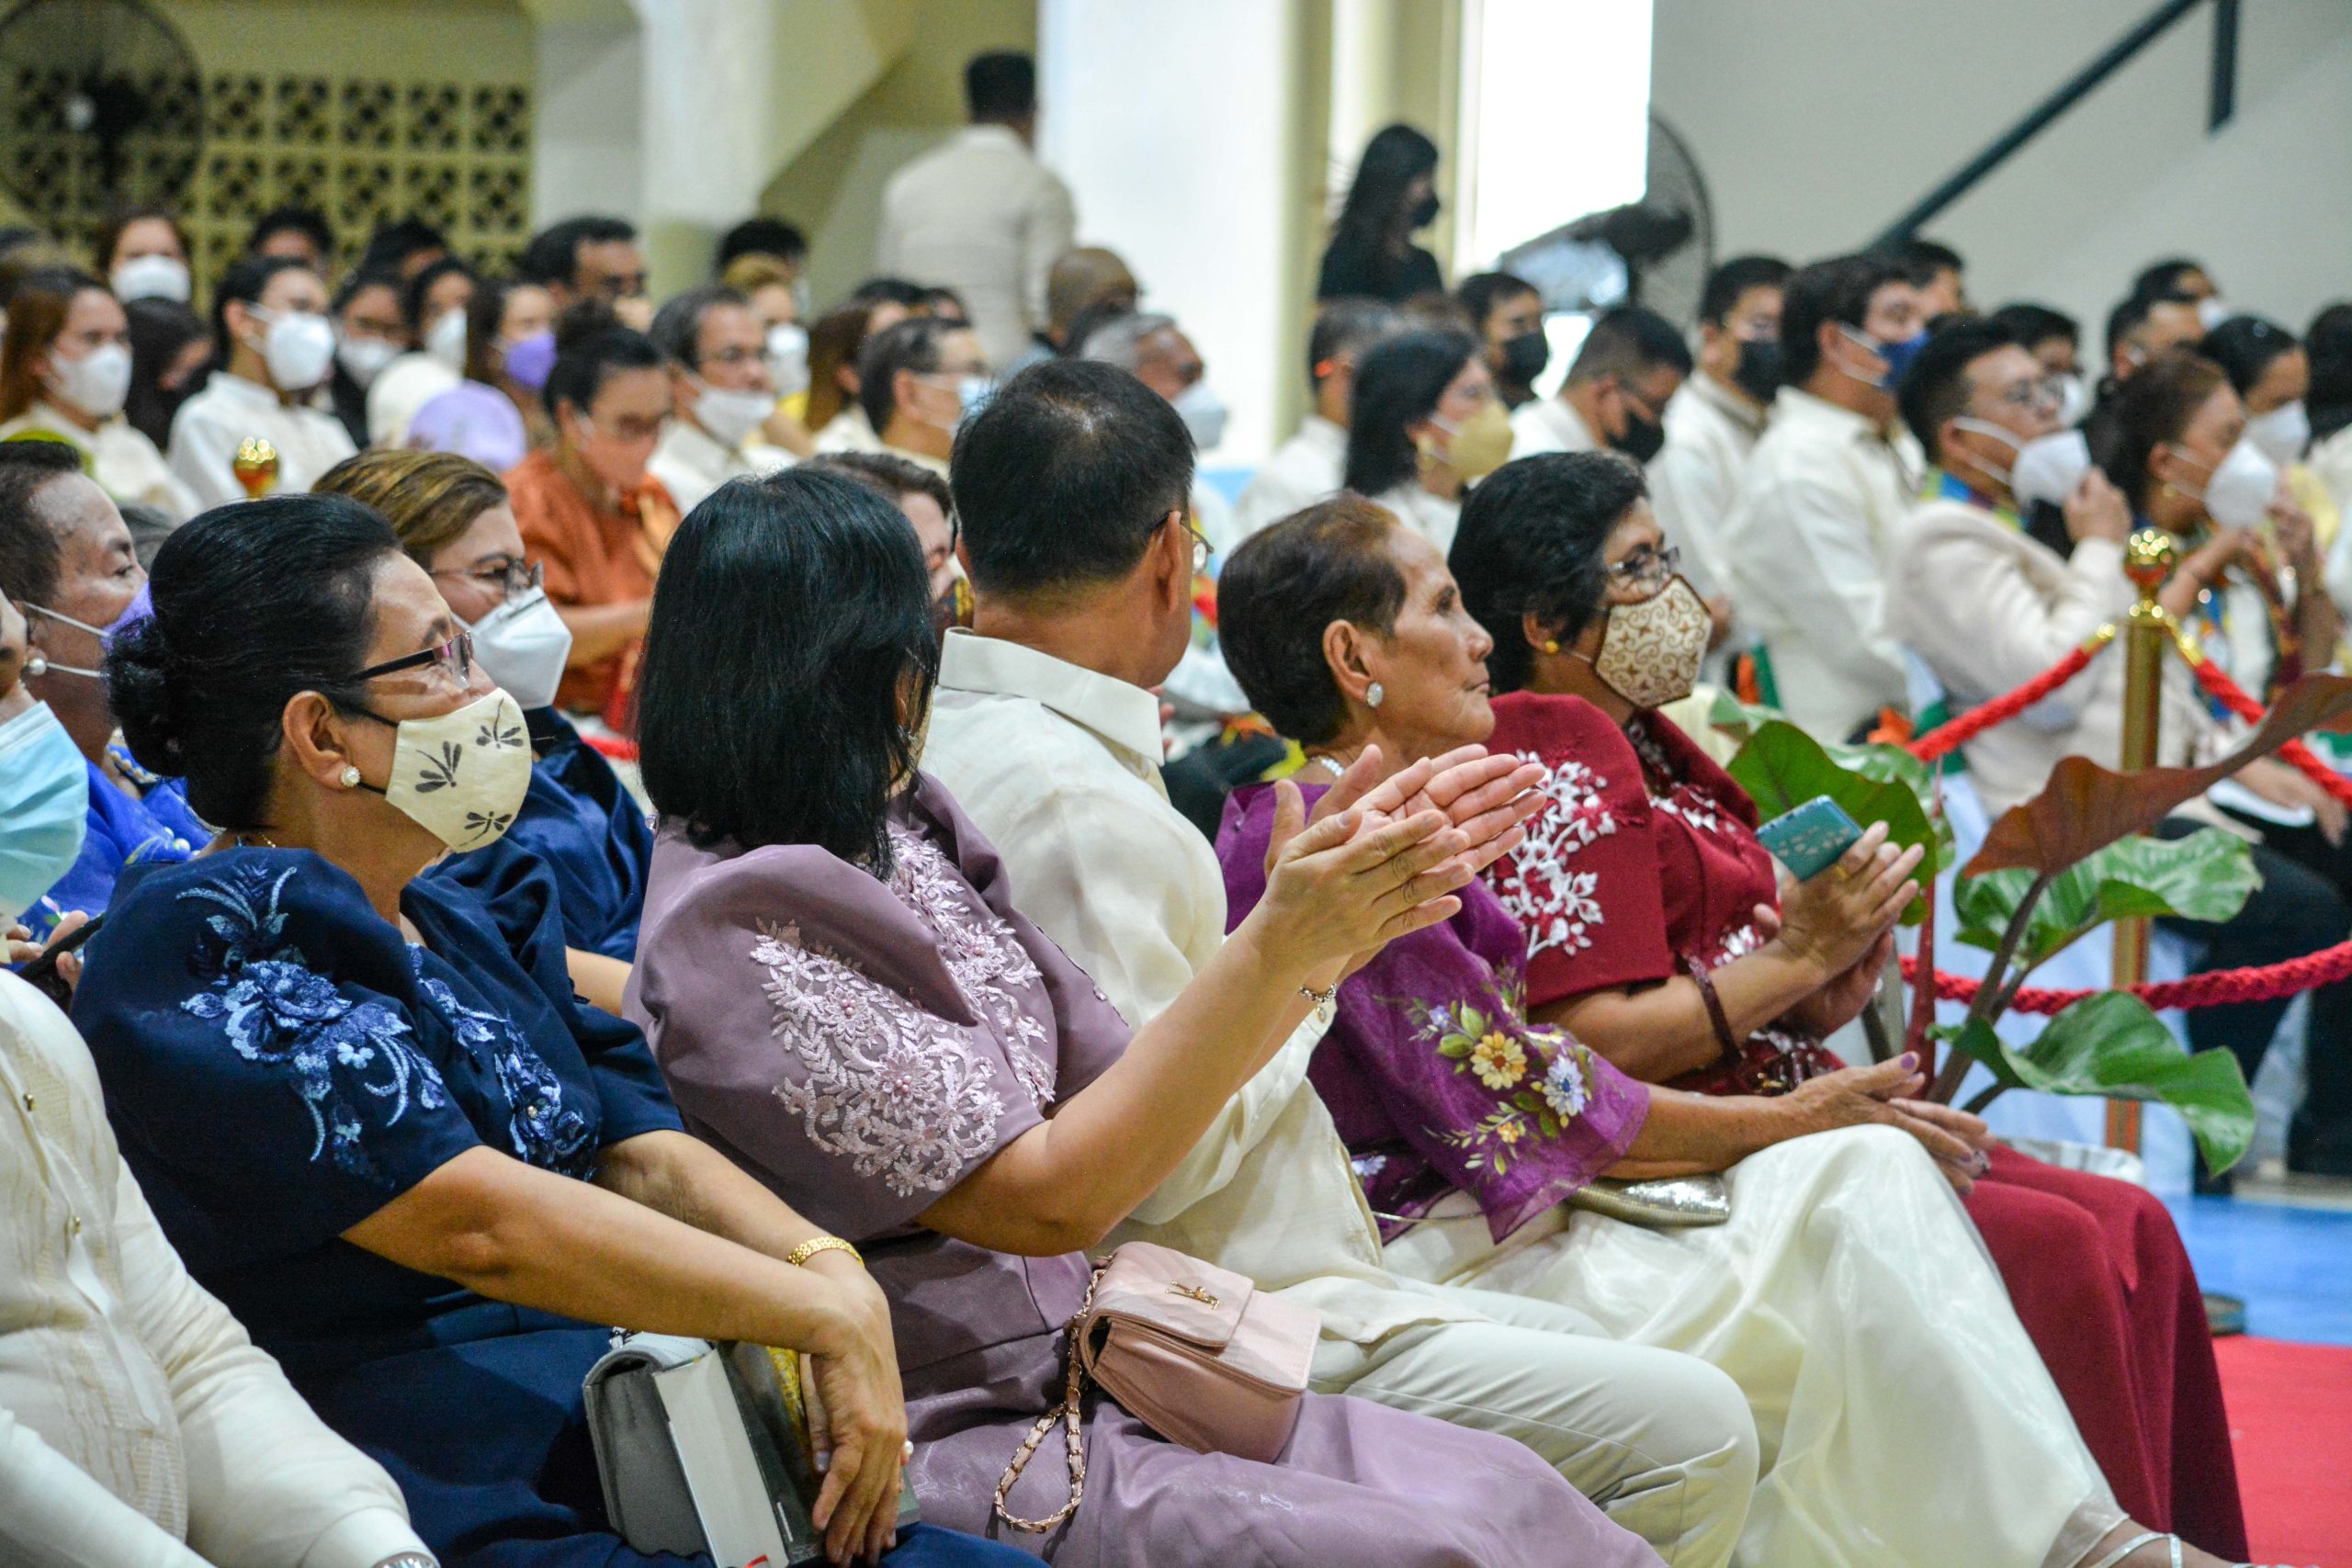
0, 972, 427, 1568
1646, 372, 1767, 605
922, 631, 1476, 1346
876, 125, 1077, 371
1232, 414, 1347, 542
0, 403, 198, 525
166, 373, 356, 511
1721, 386, 1924, 740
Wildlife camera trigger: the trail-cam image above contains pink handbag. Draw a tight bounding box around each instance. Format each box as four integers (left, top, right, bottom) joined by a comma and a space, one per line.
993, 1241, 1320, 1532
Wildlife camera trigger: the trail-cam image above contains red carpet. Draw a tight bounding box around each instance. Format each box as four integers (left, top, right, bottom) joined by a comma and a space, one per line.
2217, 1337, 2352, 1566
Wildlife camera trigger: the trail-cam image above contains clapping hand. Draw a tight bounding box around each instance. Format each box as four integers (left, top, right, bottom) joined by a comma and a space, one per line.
1307, 744, 1545, 879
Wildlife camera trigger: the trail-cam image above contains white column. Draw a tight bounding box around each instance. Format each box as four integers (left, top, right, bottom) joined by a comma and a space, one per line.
1037, 0, 1302, 468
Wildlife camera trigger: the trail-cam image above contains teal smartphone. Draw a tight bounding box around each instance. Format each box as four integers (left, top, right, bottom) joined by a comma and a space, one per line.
1755, 797, 1865, 881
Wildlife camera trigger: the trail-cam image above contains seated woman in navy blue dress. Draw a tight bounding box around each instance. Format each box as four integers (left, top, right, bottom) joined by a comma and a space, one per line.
317, 448, 652, 1005
0, 439, 206, 942
70, 493, 1033, 1568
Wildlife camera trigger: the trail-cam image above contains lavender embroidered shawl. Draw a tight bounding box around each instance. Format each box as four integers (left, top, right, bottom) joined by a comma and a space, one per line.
1216, 780, 1649, 1245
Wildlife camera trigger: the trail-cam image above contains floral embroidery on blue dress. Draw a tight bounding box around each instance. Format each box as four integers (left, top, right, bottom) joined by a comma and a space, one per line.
413, 956, 594, 1175
177, 863, 447, 1181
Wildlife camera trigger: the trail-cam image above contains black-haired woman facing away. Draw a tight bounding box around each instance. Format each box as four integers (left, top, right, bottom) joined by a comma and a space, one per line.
71, 493, 1035, 1568
1317, 124, 1447, 304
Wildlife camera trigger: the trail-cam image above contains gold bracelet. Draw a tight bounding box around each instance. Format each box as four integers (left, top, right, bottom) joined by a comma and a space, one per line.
786, 1235, 863, 1269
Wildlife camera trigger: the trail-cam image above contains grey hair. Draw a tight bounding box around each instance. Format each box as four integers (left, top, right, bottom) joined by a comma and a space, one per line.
1077, 311, 1177, 370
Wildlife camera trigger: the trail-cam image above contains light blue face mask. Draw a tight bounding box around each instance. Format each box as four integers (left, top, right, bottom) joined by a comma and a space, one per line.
0, 701, 89, 927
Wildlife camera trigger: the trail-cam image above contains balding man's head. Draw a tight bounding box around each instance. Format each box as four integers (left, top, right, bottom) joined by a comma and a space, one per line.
1046, 248, 1140, 341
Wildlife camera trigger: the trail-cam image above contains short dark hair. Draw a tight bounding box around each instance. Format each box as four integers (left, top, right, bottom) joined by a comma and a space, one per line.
917, 286, 967, 320
246, 204, 334, 262
2308, 301, 2352, 441
965, 51, 1035, 121
849, 277, 928, 310
1699, 254, 1792, 328
1988, 301, 2077, 355
804, 450, 954, 525
650, 284, 752, 371
209, 253, 314, 363
1219, 495, 1409, 744
950, 359, 1193, 599
1451, 452, 1646, 694
400, 254, 475, 335
358, 216, 448, 274
331, 265, 402, 317
1306, 297, 1402, 391
637, 468, 938, 869
1780, 252, 1908, 387
2089, 348, 2230, 512
857, 315, 959, 434
1344, 328, 1479, 496
0, 439, 86, 607
1883, 236, 1964, 287
2198, 314, 2299, 400
2107, 287, 2196, 366
543, 301, 663, 421
2132, 257, 2209, 301
1564, 304, 1691, 387
521, 215, 637, 288
1899, 318, 2018, 463
107, 495, 399, 829
717, 217, 807, 272
1455, 272, 1538, 334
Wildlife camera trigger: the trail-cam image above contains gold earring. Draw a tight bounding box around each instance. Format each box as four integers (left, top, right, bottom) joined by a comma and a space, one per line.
1543, 640, 1560, 654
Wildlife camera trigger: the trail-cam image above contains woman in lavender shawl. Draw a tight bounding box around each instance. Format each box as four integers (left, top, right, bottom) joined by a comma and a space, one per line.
623, 469, 1663, 1568
1207, 496, 2192, 1568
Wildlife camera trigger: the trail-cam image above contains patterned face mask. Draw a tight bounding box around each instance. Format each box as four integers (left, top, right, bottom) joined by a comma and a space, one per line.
1586, 576, 1712, 711
356, 687, 532, 852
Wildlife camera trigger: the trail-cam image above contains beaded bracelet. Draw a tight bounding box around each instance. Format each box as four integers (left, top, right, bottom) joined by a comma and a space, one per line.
786, 1235, 864, 1269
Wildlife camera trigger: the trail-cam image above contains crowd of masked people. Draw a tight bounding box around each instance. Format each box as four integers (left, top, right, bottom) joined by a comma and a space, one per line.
0, 43, 2337, 1568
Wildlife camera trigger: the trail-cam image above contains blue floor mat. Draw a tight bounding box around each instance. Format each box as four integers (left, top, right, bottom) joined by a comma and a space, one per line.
2171, 1194, 2352, 1347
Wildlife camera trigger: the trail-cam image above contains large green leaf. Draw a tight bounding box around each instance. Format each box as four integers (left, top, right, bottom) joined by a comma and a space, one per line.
1727, 720, 1939, 922
2001, 992, 2256, 1174
1707, 690, 1782, 748
1951, 829, 2261, 975
1939, 1017, 2024, 1093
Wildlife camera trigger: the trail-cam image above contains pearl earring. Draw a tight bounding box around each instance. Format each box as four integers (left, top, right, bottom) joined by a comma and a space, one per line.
1366, 682, 1385, 709
339, 765, 362, 787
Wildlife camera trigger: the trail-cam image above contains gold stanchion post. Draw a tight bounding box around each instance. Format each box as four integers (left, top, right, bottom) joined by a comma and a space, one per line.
2108, 529, 2177, 1153
232, 437, 280, 502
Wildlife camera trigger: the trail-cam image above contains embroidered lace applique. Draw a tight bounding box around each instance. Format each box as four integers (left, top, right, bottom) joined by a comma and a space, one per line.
413, 957, 593, 1175
751, 919, 1006, 1198
1490, 751, 1616, 964
887, 827, 1057, 1110
177, 863, 447, 1181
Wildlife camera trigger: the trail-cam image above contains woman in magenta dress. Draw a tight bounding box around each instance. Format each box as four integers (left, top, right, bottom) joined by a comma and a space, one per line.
622, 468, 1662, 1568
1450, 451, 2245, 1561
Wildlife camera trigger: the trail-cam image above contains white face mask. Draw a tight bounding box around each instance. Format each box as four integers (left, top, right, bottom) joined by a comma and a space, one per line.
2176, 440, 2279, 531
249, 306, 337, 391
691, 380, 777, 450
2243, 400, 2311, 467
48, 341, 132, 419
465, 588, 573, 712
1171, 380, 1228, 452
2010, 428, 2092, 510
335, 333, 401, 389
765, 322, 810, 398
2052, 370, 2090, 428
111, 254, 191, 304
358, 686, 532, 852
425, 307, 469, 371
2197, 297, 2233, 333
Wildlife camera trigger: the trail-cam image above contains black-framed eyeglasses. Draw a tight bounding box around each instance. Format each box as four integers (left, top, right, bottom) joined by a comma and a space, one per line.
431, 557, 542, 601
351, 630, 474, 685
1182, 515, 1214, 574
1607, 544, 1680, 591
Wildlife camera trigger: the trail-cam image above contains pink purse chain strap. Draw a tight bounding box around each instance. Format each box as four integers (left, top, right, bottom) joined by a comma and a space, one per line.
991, 1261, 1105, 1533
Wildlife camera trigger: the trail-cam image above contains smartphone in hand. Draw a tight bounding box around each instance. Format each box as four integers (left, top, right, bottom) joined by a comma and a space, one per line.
1755, 797, 1865, 881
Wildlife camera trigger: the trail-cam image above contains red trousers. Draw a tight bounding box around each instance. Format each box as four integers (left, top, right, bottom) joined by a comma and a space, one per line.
1965, 1145, 2247, 1558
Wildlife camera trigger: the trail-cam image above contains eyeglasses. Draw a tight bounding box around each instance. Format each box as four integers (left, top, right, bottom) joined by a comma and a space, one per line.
1606, 544, 1680, 591
1180, 514, 1214, 574
431, 557, 542, 601
352, 630, 474, 686
1991, 376, 2064, 413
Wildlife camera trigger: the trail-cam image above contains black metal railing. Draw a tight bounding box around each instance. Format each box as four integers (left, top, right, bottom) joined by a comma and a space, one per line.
1873, 0, 2242, 248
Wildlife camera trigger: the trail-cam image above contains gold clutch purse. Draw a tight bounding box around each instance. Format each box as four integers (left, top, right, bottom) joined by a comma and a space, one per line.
1566, 1174, 1732, 1227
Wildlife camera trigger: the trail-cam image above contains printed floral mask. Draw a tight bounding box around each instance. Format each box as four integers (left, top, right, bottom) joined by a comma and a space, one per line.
364, 688, 532, 852
1588, 576, 1711, 712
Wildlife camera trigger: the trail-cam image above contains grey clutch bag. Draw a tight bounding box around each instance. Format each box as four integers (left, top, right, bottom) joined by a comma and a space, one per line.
1566, 1174, 1732, 1227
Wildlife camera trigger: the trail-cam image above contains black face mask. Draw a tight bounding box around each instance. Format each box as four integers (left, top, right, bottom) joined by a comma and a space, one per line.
1731, 338, 1783, 404
1499, 330, 1550, 386
1408, 193, 1442, 230
1612, 409, 1667, 464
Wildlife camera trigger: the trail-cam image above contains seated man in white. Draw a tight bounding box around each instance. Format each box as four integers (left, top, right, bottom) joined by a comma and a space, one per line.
1233, 299, 1401, 541
923, 358, 1760, 1568
1720, 251, 1927, 740
647, 284, 793, 514
167, 254, 355, 509
1510, 305, 1689, 465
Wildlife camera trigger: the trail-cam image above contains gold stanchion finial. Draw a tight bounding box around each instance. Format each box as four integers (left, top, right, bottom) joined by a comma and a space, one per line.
232, 437, 280, 502
2123, 528, 2177, 598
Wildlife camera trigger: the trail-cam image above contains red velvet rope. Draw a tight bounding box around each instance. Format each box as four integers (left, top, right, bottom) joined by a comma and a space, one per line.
584, 734, 640, 763
1902, 940, 2352, 1014
2180, 654, 2352, 810
1905, 635, 2113, 762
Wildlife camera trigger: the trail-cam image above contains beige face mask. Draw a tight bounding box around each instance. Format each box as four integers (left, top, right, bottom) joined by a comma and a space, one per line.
1585, 575, 1711, 711
1426, 400, 1515, 482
